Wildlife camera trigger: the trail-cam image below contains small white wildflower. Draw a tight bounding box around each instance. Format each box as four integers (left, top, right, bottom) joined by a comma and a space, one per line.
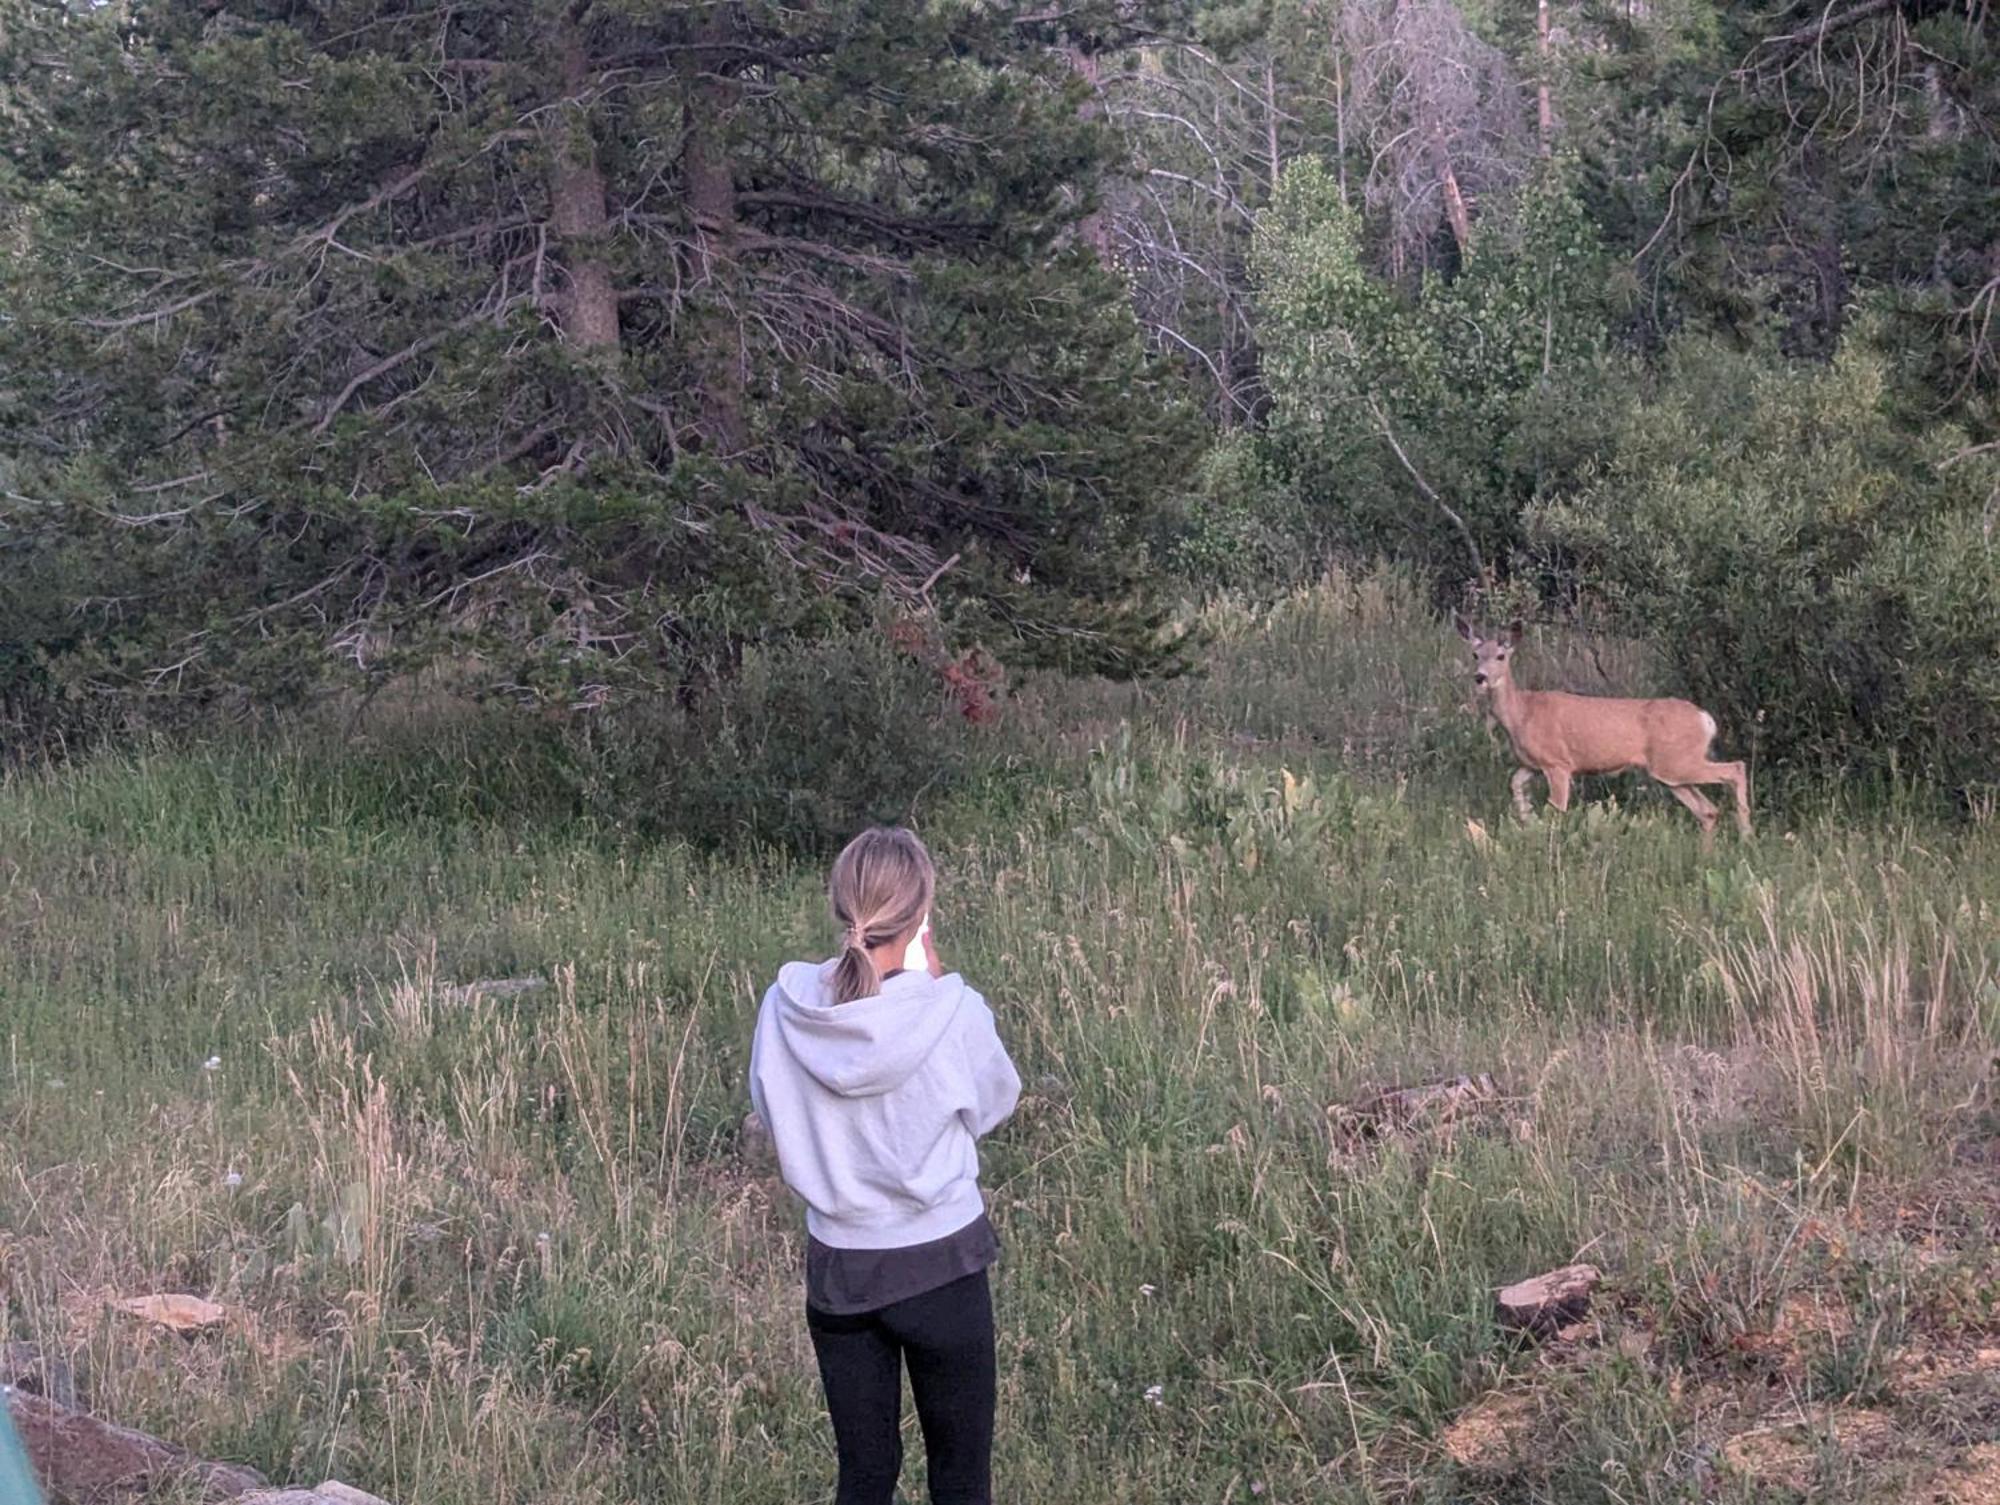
1138, 1284, 1157, 1298
1142, 1384, 1164, 1407
202, 1055, 222, 1072
536, 1231, 552, 1246
45, 1079, 64, 1091
222, 1171, 243, 1189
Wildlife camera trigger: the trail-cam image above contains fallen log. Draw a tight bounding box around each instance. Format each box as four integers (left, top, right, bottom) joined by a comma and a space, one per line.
110, 1293, 228, 1334
1356, 1073, 1499, 1127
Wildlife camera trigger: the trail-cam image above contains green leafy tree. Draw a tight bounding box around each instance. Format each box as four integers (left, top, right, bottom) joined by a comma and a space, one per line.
1532, 332, 2000, 796
1252, 153, 1611, 586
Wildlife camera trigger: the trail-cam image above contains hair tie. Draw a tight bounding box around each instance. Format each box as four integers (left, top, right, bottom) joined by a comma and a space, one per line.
847, 922, 868, 951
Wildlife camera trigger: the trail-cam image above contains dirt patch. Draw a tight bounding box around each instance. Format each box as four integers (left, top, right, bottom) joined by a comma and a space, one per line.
1919, 1444, 2000, 1505
1892, 1345, 2000, 1399
1720, 1406, 1905, 1491
1726, 1290, 1857, 1373
1889, 1342, 2000, 1446
1854, 1159, 2000, 1267
1442, 1387, 1545, 1474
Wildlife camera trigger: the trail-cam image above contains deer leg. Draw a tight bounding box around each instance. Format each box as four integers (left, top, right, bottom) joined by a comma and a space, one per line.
1543, 767, 1574, 814
1709, 760, 1752, 836
1510, 766, 1539, 822
1664, 782, 1719, 847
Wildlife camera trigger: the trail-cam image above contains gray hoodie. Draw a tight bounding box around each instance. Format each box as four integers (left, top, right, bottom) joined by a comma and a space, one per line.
749, 960, 1021, 1249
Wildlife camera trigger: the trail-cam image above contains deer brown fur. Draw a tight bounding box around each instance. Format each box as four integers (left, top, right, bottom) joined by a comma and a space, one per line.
1455, 617, 1751, 841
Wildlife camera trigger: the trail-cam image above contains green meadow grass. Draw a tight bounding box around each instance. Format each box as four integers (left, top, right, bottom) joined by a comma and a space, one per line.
3, 572, 1997, 1503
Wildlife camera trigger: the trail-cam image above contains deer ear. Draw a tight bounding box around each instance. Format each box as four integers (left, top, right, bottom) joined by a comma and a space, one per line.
1505, 619, 1524, 647
1452, 613, 1475, 643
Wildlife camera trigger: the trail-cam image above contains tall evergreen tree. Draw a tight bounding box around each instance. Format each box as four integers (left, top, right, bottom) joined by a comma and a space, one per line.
0, 0, 1199, 718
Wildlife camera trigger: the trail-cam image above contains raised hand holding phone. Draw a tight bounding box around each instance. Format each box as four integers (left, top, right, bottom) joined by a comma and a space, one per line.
901, 915, 931, 974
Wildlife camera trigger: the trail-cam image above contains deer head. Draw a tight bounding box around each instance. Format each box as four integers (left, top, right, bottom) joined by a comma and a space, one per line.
1453, 615, 1523, 696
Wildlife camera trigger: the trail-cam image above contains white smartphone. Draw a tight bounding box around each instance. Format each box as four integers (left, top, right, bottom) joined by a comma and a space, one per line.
901, 915, 931, 973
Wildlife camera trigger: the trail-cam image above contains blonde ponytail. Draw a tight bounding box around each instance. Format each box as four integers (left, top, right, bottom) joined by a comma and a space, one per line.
830, 936, 883, 1011
827, 827, 936, 1005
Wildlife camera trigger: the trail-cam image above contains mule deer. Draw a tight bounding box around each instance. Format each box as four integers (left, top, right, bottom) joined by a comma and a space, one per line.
1454, 618, 1751, 841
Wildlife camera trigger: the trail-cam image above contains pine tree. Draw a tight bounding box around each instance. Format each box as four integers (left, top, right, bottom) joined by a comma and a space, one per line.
0, 0, 1200, 719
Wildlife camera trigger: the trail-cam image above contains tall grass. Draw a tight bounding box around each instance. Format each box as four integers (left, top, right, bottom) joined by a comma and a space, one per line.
2, 570, 1996, 1503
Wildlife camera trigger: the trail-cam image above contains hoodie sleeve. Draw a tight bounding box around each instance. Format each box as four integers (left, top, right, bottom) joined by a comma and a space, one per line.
747, 985, 773, 1125
958, 993, 1021, 1138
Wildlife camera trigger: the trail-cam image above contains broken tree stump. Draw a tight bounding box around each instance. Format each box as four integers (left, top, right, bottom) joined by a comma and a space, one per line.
1495, 1263, 1601, 1337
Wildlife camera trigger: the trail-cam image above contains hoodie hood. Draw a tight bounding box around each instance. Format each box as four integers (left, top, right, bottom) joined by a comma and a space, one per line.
771, 960, 968, 1098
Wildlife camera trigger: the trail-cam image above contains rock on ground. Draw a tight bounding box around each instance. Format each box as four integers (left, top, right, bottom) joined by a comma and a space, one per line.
5, 1387, 266, 1500
240, 1488, 393, 1505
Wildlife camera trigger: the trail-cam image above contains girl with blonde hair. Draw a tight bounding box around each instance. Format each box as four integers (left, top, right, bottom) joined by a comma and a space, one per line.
750, 826, 1020, 1505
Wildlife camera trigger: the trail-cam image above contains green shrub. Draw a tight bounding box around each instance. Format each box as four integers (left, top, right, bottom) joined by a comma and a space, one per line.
1253, 156, 1614, 586
1160, 434, 1315, 591
1532, 334, 2000, 798
566, 627, 990, 853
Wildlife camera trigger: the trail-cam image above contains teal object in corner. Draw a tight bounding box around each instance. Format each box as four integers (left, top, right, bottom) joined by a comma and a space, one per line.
0, 1395, 44, 1505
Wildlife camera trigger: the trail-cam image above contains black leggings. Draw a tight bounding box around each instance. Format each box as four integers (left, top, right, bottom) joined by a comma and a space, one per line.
806, 1270, 995, 1505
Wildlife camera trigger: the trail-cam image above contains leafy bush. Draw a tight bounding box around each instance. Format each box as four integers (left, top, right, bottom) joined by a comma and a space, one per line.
1160, 433, 1316, 590
566, 627, 991, 853
1253, 156, 1613, 586
1531, 334, 2000, 798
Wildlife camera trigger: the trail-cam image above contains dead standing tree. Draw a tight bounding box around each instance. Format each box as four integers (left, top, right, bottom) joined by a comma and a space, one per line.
1093, 41, 1279, 426
1036, 1, 1543, 424
1336, 0, 1531, 279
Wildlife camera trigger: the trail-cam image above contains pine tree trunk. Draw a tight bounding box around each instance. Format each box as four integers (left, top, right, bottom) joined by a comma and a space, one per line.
680, 10, 745, 454
549, 33, 620, 357
1068, 45, 1113, 265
